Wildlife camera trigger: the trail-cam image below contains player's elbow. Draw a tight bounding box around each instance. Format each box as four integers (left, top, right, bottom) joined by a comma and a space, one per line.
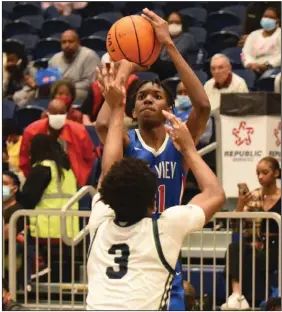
194, 98, 211, 116
96, 120, 108, 143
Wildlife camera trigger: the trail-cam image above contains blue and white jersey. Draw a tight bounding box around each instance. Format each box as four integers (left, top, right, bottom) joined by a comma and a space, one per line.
125, 129, 186, 219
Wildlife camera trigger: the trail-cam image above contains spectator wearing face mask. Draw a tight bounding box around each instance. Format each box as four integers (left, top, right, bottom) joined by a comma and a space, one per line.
19, 99, 96, 187
175, 81, 213, 147
204, 54, 249, 111
242, 6, 281, 74
41, 79, 83, 123
150, 12, 197, 80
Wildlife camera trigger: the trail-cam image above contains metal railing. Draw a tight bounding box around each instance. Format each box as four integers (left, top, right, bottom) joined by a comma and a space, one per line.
8, 209, 280, 310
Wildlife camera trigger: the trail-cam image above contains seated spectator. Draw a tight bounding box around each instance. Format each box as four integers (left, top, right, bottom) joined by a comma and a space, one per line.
41, 79, 83, 123
3, 45, 36, 107
222, 157, 281, 310
20, 134, 79, 238
151, 12, 198, 80
81, 68, 139, 126
41, 2, 87, 16
242, 7, 281, 74
19, 99, 96, 186
3, 119, 25, 184
3, 171, 25, 278
49, 30, 100, 101
204, 54, 249, 111
239, 2, 281, 47
175, 81, 213, 147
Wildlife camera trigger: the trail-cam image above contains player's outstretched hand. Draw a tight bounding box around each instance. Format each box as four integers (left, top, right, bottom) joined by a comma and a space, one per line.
141, 8, 173, 46
162, 110, 197, 154
97, 62, 126, 109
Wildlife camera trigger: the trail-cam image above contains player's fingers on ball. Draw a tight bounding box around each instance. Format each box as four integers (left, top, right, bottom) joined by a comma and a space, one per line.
143, 8, 157, 21
141, 14, 153, 25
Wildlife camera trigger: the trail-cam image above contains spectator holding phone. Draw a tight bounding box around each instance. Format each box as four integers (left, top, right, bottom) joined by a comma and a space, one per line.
222, 157, 281, 310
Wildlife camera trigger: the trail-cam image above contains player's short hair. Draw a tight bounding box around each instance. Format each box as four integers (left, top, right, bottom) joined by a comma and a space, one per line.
100, 157, 157, 224
128, 79, 175, 111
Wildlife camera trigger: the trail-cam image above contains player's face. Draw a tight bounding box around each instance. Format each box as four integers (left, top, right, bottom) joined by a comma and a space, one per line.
133, 82, 170, 127
256, 161, 277, 187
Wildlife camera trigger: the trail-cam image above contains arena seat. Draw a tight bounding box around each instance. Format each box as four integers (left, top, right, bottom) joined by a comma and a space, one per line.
222, 25, 243, 37
33, 38, 61, 60
206, 30, 240, 57
75, 1, 114, 18
96, 11, 123, 24
206, 10, 241, 34
81, 36, 106, 52
179, 7, 208, 27
14, 106, 45, 131
18, 14, 44, 32
233, 69, 256, 90
3, 100, 17, 120
59, 14, 82, 30
4, 20, 36, 38
29, 98, 50, 110
3, 2, 15, 18
13, 2, 42, 19
221, 47, 243, 69
123, 2, 154, 15
3, 39, 25, 56
92, 30, 108, 39
256, 68, 281, 92
85, 126, 101, 147
188, 27, 207, 48
80, 17, 112, 38
10, 34, 39, 55
41, 19, 70, 38
163, 2, 198, 15
222, 5, 246, 22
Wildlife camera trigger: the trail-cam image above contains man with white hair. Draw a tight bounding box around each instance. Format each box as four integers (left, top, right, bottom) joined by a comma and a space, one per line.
204, 54, 249, 110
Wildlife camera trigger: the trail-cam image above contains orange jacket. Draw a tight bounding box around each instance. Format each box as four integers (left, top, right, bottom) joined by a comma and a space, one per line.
19, 119, 95, 186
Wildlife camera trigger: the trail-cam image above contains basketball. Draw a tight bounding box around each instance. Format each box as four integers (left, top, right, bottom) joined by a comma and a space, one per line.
106, 15, 162, 66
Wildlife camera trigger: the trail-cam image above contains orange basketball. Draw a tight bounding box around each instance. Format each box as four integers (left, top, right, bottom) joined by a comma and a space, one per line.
106, 15, 162, 67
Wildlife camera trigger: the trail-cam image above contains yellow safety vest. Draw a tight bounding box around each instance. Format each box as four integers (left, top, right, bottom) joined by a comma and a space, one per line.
29, 160, 79, 238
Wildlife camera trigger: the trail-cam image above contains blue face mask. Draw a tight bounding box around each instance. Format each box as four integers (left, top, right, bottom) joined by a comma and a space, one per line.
3, 185, 11, 201
176, 95, 192, 110
260, 17, 277, 31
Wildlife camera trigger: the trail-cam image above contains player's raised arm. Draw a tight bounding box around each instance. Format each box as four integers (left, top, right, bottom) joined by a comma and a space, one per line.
163, 111, 225, 223
142, 8, 211, 144
97, 63, 126, 188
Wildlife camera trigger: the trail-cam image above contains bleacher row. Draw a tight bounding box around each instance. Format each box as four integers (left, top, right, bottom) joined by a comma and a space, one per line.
3, 1, 279, 93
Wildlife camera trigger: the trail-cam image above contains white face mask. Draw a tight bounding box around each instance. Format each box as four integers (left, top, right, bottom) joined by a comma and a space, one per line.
48, 114, 67, 130
168, 24, 182, 37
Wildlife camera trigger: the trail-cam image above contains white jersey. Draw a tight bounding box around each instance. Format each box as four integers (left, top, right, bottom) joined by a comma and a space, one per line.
86, 193, 205, 310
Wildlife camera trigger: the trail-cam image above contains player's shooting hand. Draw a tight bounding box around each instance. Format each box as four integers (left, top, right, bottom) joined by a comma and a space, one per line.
115, 59, 149, 73
97, 62, 126, 109
162, 110, 196, 153
141, 8, 173, 46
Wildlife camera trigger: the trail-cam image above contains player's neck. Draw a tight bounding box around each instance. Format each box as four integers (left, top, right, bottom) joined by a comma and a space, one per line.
139, 125, 167, 151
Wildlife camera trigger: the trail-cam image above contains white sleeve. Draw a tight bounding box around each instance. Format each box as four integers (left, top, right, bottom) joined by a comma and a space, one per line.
88, 193, 115, 239
242, 32, 256, 67
158, 204, 206, 248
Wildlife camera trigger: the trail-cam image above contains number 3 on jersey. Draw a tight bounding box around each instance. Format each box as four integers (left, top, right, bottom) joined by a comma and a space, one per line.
106, 244, 130, 279
154, 184, 166, 214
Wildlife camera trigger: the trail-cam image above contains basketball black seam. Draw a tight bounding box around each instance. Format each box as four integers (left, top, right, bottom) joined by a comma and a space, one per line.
130, 16, 141, 64
141, 26, 156, 65
114, 22, 131, 62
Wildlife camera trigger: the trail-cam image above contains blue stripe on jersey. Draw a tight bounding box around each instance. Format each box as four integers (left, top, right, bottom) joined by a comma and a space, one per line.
124, 129, 186, 219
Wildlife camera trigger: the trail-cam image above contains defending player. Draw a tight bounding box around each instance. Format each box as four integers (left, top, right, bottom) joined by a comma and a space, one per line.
86, 70, 225, 310
95, 8, 211, 310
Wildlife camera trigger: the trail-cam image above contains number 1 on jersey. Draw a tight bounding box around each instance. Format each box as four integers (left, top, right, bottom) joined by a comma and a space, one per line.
155, 184, 165, 214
